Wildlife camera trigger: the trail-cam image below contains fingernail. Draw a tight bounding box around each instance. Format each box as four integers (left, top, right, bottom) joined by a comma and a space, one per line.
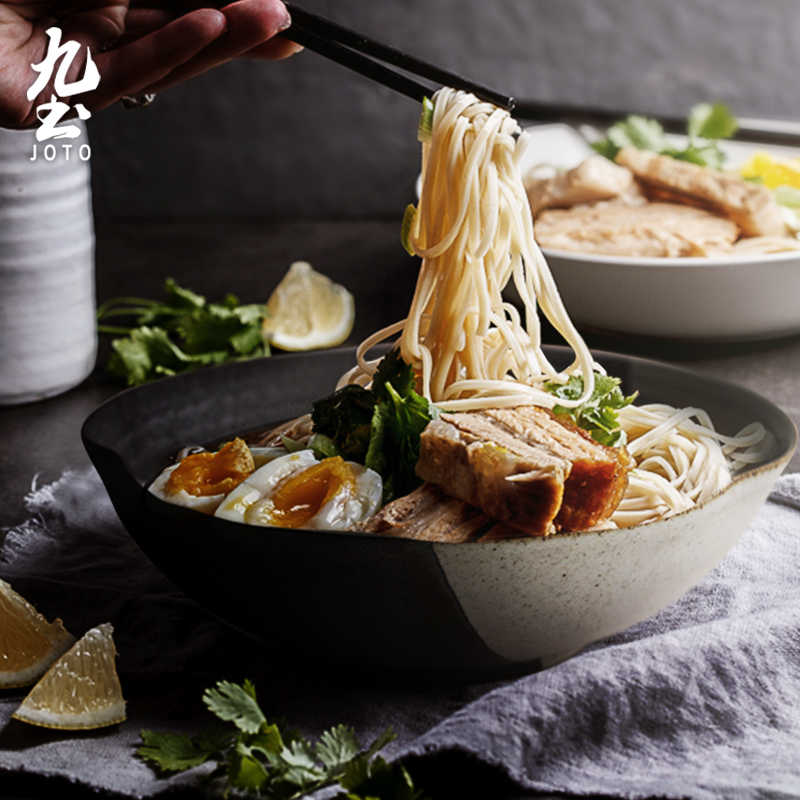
278, 10, 292, 31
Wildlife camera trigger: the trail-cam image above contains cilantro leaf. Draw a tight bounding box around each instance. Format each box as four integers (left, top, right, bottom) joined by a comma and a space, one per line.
365, 383, 435, 504
591, 102, 737, 169
545, 372, 637, 447
371, 348, 417, 401
317, 724, 363, 773
307, 432, 343, 460
279, 739, 325, 790
337, 756, 424, 800
610, 114, 672, 154
687, 102, 738, 141
105, 325, 226, 386
164, 277, 206, 310
246, 725, 285, 760
137, 727, 234, 774
203, 679, 266, 734
228, 745, 270, 794
139, 680, 421, 800
97, 279, 270, 386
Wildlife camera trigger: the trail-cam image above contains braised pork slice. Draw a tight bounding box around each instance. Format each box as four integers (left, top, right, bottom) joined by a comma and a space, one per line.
524, 155, 636, 217
350, 483, 498, 542
615, 146, 786, 237
534, 202, 740, 257
415, 406, 630, 535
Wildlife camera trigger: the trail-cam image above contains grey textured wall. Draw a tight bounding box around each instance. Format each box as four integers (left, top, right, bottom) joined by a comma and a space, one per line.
87, 0, 800, 220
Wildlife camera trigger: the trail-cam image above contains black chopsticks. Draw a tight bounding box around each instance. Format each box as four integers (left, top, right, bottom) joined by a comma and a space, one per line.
281, 3, 515, 112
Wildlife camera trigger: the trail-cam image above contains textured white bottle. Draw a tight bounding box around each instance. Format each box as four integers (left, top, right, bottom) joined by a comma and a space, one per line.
0, 124, 96, 404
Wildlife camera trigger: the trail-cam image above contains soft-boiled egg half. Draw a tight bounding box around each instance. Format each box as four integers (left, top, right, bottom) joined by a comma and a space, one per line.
149, 463, 230, 513
215, 450, 382, 530
149, 438, 259, 514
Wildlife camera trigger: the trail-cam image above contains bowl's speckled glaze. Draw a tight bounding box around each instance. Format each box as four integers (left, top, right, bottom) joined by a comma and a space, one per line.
82, 346, 796, 685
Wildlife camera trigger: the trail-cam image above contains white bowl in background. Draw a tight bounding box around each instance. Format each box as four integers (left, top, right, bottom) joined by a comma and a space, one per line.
519, 123, 800, 342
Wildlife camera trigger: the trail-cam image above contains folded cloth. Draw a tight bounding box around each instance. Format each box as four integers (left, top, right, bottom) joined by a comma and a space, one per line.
1, 467, 800, 799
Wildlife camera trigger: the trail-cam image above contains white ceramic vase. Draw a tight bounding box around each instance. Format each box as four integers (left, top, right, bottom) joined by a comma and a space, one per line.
0, 123, 96, 404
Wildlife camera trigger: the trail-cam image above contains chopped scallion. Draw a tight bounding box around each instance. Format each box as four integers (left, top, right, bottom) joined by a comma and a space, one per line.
401, 203, 417, 256
417, 96, 435, 143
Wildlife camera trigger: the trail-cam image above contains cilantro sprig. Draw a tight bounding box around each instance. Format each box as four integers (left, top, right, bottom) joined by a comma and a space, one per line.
97, 279, 269, 386
138, 679, 425, 800
310, 349, 438, 505
591, 102, 738, 170
545, 372, 637, 447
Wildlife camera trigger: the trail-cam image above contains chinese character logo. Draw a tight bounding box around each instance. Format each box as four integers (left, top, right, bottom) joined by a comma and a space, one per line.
28, 27, 100, 142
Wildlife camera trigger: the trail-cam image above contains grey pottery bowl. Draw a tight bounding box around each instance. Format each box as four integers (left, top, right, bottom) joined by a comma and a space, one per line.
82, 346, 796, 685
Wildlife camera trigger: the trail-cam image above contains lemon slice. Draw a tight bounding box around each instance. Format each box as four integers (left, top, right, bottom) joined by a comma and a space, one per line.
262, 261, 355, 351
0, 579, 75, 689
12, 623, 126, 730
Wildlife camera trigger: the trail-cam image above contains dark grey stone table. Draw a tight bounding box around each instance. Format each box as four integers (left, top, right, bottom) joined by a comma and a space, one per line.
2, 219, 799, 800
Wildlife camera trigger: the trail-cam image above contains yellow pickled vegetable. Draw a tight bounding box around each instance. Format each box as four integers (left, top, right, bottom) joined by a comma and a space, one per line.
739, 151, 800, 190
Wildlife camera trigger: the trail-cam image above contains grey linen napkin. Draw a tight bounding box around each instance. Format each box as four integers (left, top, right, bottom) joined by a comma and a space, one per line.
1, 467, 800, 799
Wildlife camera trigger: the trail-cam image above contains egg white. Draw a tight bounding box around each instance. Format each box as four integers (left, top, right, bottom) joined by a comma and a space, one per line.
148, 445, 289, 514
215, 451, 382, 530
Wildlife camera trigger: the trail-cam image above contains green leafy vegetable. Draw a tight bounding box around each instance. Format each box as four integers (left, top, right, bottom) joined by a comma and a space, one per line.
402, 97, 434, 257
137, 680, 425, 800
687, 102, 739, 142
365, 382, 437, 504
138, 727, 235, 774
417, 96, 435, 144
97, 278, 269, 386
401, 204, 418, 256
204, 680, 266, 734
591, 102, 738, 170
311, 349, 438, 504
372, 348, 417, 400
545, 372, 637, 447
311, 384, 377, 462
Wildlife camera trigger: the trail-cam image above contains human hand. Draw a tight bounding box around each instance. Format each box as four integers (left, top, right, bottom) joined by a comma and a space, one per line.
0, 0, 301, 129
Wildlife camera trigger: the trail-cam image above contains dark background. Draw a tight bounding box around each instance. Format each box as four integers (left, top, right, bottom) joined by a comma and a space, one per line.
86, 0, 800, 221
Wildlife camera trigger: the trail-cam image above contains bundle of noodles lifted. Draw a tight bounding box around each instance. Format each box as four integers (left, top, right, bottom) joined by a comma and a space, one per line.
150, 89, 772, 541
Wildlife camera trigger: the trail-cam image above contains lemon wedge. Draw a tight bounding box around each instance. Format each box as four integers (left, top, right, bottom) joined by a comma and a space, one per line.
262, 261, 355, 351
0, 579, 75, 689
12, 623, 126, 730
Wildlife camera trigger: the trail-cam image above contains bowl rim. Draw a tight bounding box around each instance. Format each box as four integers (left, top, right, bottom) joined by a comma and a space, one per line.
541, 245, 800, 269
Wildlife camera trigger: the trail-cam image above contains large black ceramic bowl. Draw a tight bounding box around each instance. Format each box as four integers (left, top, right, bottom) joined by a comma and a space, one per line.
82, 346, 796, 685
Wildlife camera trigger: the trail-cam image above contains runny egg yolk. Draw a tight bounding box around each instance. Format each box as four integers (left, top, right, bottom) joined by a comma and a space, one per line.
264, 456, 357, 529
166, 438, 254, 497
